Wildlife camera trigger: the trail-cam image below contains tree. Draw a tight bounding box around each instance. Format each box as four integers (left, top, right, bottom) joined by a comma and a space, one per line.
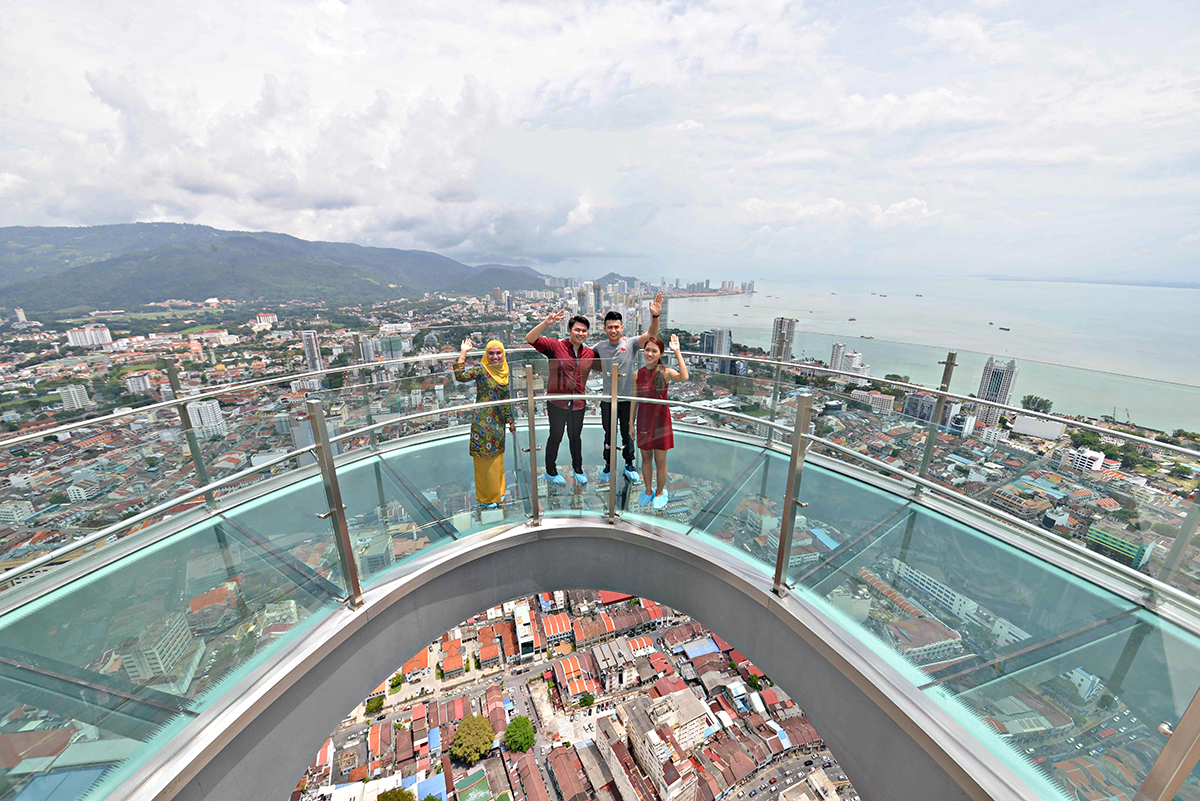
389, 672, 403, 693
379, 788, 416, 801
504, 715, 536, 752
1020, 395, 1054, 414
1168, 464, 1193, 479
580, 693, 595, 707
47, 493, 68, 504
449, 714, 495, 764
747, 674, 762, 691
365, 696, 384, 715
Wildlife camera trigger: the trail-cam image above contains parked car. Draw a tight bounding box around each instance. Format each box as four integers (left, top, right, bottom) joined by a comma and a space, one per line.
769, 778, 777, 785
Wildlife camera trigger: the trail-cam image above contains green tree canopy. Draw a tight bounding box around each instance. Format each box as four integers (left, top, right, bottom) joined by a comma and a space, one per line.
1168, 464, 1193, 479
379, 788, 416, 801
389, 672, 403, 689
579, 693, 595, 708
504, 715, 536, 752
365, 696, 384, 715
1020, 395, 1054, 414
450, 714, 495, 765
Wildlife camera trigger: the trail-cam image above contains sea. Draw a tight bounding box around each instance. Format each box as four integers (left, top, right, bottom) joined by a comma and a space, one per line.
666, 276, 1200, 433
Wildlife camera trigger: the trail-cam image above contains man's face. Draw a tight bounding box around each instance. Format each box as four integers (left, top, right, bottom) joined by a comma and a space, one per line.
569, 322, 589, 347
604, 319, 624, 343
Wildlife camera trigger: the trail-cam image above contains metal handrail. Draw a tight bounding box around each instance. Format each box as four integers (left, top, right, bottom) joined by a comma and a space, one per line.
0, 347, 539, 449
680, 350, 1200, 460
0, 443, 316, 588
1, 378, 1194, 616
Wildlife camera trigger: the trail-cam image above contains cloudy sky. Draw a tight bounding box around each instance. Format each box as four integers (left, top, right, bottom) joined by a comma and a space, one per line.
1, 0, 1198, 280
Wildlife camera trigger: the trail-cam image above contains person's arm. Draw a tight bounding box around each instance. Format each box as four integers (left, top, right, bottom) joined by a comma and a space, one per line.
525, 309, 567, 346
663, 334, 689, 383
637, 293, 663, 348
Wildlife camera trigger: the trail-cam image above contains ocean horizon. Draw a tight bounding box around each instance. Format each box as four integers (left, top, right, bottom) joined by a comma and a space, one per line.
667, 276, 1200, 433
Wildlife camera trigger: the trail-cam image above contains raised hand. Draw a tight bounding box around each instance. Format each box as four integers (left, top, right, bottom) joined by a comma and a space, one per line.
546, 308, 567, 325
669, 333, 681, 352
460, 337, 474, 353
649, 293, 663, 317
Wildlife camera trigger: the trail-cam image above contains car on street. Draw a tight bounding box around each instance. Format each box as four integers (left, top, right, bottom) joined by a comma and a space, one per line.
823, 762, 832, 769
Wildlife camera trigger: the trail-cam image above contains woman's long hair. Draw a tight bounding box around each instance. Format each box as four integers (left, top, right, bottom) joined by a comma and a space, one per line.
644, 336, 668, 392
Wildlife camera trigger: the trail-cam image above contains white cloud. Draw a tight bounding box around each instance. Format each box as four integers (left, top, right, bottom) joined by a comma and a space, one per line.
904, 11, 1025, 63
868, 198, 940, 227
0, 0, 1196, 276
554, 197, 596, 236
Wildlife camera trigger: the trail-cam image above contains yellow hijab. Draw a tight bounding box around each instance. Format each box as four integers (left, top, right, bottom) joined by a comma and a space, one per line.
482, 339, 509, 386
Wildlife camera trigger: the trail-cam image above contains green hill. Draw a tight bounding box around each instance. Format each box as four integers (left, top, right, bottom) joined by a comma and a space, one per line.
0, 223, 549, 312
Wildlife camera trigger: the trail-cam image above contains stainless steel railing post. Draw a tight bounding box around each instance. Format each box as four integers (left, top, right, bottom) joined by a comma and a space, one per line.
306, 399, 364, 607
1135, 684, 1200, 801
608, 365, 620, 524
773, 393, 813, 596
525, 365, 542, 525
1158, 502, 1200, 586
766, 364, 782, 446
917, 351, 958, 485
167, 364, 215, 508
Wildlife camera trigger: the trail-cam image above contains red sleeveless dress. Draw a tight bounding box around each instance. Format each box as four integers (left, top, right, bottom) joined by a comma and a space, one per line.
635, 366, 674, 451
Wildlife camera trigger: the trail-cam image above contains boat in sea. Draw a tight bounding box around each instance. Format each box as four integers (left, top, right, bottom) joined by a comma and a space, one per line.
733, 313, 739, 316
848, 317, 856, 321
860, 335, 875, 339
915, 294, 923, 297
879, 294, 888, 297
999, 327, 1010, 331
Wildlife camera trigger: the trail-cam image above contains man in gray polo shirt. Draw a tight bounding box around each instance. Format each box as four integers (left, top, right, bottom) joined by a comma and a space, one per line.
593, 293, 662, 483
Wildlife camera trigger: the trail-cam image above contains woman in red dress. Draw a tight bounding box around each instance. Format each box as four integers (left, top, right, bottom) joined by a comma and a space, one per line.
632, 334, 689, 510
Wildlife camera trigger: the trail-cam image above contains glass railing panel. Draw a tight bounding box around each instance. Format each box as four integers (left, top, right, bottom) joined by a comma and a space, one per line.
0, 474, 344, 799
351, 421, 526, 588
0, 406, 204, 586
620, 428, 770, 538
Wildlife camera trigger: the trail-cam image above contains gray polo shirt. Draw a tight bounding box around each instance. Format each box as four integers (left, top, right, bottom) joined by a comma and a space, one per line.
593, 335, 640, 397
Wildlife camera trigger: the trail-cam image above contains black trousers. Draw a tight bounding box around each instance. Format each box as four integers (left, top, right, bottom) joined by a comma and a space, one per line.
600, 400, 636, 471
546, 403, 585, 476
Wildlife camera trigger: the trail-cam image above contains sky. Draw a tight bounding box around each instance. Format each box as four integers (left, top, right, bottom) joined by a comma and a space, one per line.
1, 0, 1198, 280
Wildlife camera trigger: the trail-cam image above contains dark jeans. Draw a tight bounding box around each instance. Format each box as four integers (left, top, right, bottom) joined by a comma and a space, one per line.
600, 400, 636, 471
546, 403, 585, 476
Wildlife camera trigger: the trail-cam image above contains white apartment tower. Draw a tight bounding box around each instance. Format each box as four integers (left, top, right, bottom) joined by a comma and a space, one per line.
66, 325, 113, 348
976, 357, 1019, 427
301, 330, 322, 373
771, 317, 797, 360
59, 383, 92, 412
187, 399, 228, 438
829, 343, 846, 372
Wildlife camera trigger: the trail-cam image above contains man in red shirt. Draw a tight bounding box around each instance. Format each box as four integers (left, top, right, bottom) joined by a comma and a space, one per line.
525, 309, 596, 485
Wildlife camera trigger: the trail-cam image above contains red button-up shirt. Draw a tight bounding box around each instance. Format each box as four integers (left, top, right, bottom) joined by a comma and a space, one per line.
533, 337, 596, 410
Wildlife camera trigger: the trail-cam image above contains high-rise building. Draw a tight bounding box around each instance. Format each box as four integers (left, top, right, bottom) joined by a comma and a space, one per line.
830, 343, 846, 372
59, 383, 92, 412
116, 611, 195, 683
594, 284, 602, 313
301, 330, 322, 373
975, 357, 1019, 427
187, 399, 228, 438
901, 392, 961, 426
14, 307, 26, 323
840, 350, 870, 387
771, 317, 796, 360
66, 325, 113, 348
124, 373, 155, 395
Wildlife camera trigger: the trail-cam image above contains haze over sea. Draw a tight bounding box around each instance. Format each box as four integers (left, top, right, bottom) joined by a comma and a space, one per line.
668, 276, 1200, 433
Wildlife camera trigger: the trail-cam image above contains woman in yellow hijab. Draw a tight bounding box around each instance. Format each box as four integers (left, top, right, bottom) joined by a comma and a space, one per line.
455, 338, 516, 507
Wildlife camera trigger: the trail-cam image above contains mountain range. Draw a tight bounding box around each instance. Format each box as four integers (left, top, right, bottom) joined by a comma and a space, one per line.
0, 223, 549, 313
